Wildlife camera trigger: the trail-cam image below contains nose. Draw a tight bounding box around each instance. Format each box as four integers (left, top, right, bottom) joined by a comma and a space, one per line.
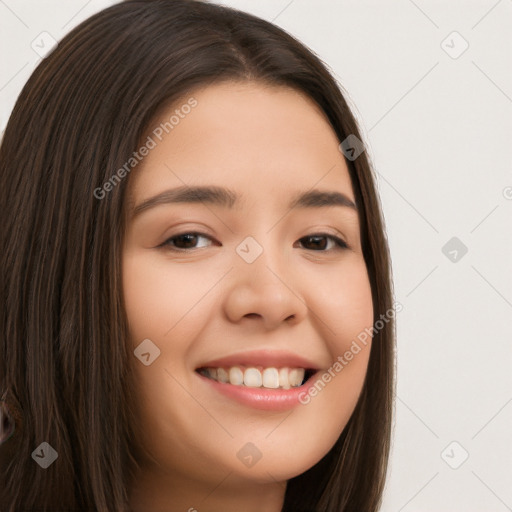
223, 245, 308, 330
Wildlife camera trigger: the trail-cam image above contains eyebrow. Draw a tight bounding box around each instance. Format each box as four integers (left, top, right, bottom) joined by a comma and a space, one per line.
132, 185, 358, 217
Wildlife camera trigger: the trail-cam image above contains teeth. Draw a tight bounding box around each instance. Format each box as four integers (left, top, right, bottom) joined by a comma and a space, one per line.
279, 367, 290, 389
244, 368, 262, 387
205, 368, 217, 380
289, 368, 305, 387
216, 367, 229, 383
200, 366, 308, 389
229, 367, 244, 386
262, 368, 279, 389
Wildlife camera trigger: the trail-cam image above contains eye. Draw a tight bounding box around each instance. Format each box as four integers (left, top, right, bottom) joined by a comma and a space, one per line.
158, 232, 349, 252
159, 232, 215, 251
296, 233, 349, 251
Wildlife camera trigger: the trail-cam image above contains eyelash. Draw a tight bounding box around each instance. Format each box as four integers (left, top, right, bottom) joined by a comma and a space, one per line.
159, 232, 349, 252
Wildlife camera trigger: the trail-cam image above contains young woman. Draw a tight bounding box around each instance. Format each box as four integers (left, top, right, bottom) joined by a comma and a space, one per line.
0, 1, 396, 510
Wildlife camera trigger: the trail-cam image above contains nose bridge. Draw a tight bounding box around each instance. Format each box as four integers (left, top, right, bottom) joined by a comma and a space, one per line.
235, 228, 287, 284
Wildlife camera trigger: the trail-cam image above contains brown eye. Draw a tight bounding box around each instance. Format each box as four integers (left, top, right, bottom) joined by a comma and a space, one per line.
160, 232, 214, 251
297, 234, 348, 251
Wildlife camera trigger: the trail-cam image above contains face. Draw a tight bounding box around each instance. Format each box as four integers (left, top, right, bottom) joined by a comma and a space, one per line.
122, 81, 373, 494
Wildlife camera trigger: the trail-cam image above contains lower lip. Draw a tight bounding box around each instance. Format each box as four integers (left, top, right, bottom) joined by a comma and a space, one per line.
196, 371, 319, 411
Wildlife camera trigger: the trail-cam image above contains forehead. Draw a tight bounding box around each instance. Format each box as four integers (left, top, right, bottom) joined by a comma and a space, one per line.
127, 81, 354, 207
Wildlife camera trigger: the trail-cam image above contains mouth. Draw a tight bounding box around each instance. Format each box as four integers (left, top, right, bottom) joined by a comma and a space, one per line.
193, 350, 323, 410
195, 365, 318, 390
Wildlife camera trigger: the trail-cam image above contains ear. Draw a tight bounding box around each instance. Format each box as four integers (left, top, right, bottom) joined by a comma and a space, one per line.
0, 399, 15, 445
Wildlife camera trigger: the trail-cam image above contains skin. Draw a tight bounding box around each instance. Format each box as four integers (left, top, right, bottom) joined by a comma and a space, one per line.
123, 81, 374, 512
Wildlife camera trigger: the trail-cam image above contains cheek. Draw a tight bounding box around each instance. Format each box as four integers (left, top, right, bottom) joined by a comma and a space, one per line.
310, 258, 373, 416
314, 257, 374, 347
122, 251, 218, 455
122, 250, 210, 344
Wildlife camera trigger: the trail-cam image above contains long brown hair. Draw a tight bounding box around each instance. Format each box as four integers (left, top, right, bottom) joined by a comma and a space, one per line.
0, 1, 395, 510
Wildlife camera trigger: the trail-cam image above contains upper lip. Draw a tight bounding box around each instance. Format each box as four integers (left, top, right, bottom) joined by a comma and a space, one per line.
195, 349, 321, 371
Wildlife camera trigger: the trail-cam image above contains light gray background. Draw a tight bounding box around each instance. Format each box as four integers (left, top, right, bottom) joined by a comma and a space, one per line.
1, 1, 511, 511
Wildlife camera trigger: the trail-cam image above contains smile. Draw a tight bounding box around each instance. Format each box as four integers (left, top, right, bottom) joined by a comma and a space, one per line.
195, 366, 321, 411
196, 365, 317, 389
